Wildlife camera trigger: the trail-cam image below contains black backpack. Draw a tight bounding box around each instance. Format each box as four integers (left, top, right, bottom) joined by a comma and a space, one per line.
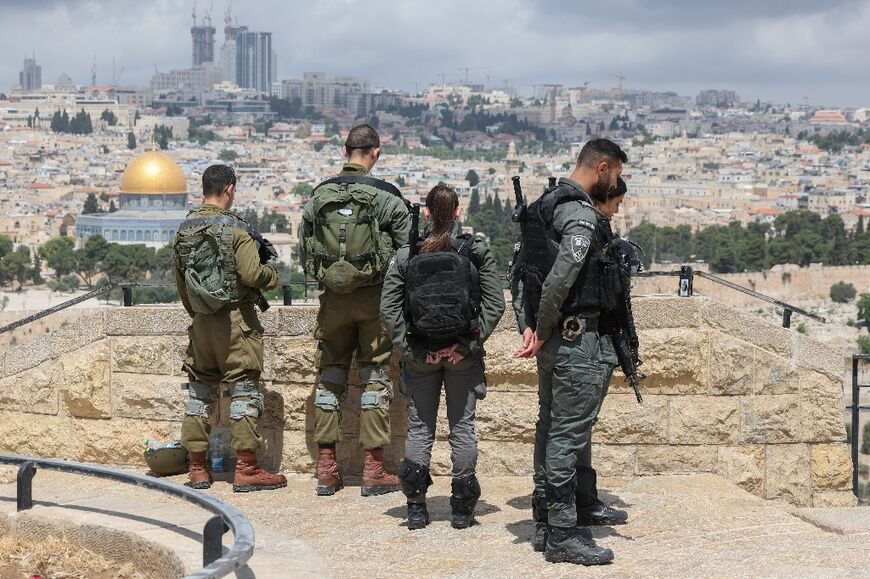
405, 234, 481, 342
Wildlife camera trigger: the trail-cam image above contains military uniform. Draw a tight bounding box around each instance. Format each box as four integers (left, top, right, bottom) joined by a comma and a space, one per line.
511, 177, 621, 563
381, 236, 505, 529
174, 204, 286, 491
301, 163, 410, 495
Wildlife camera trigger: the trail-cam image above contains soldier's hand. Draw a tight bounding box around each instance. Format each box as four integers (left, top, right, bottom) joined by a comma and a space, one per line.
526, 333, 546, 358
514, 327, 536, 358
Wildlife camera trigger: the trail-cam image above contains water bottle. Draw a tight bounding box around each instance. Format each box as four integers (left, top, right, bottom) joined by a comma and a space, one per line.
210, 432, 225, 473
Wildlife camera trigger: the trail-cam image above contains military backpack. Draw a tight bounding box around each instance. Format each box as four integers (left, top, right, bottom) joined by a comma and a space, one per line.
404, 234, 481, 343
303, 176, 403, 294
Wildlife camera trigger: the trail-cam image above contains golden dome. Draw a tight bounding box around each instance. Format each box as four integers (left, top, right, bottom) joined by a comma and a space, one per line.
120, 151, 187, 194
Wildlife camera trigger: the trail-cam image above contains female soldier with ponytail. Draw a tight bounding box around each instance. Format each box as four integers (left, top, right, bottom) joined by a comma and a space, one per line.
380, 184, 505, 531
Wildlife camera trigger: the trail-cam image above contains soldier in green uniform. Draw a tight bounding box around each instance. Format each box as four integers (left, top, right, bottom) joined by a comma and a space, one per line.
513, 139, 628, 565
300, 124, 410, 497
380, 185, 505, 531
173, 164, 287, 492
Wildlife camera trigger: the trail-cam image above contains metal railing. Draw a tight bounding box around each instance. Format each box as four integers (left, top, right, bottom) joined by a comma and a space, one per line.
849, 354, 870, 498
0, 452, 254, 579
638, 265, 826, 327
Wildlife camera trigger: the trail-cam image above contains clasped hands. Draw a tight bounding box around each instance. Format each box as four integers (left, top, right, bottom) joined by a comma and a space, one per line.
426, 344, 465, 365
514, 327, 545, 358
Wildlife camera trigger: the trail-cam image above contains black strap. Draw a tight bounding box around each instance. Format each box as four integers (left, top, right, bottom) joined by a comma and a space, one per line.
178, 215, 266, 245
313, 175, 403, 199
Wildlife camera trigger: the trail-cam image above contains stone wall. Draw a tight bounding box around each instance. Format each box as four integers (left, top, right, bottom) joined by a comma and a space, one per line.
0, 296, 853, 507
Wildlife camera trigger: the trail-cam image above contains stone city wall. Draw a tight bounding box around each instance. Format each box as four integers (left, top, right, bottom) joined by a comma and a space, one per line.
0, 296, 853, 507
634, 263, 870, 309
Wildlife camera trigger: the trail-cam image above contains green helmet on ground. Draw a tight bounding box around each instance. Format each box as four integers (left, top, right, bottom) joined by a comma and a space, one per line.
144, 442, 189, 476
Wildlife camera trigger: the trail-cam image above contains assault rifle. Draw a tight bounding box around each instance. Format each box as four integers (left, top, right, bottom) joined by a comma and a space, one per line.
607, 237, 646, 403
511, 176, 526, 222
409, 203, 421, 258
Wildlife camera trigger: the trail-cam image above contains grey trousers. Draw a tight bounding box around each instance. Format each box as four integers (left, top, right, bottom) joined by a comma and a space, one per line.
401, 354, 486, 480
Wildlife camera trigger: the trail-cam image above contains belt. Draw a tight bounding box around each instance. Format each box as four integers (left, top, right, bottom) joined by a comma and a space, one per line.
560, 316, 597, 341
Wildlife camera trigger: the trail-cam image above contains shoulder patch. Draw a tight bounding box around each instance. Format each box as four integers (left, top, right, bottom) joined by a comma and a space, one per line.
570, 235, 591, 263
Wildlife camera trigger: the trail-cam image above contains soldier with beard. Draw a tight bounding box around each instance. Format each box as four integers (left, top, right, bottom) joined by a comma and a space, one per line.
513, 138, 628, 565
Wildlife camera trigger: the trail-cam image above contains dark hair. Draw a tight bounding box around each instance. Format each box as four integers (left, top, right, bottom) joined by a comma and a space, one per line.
576, 138, 628, 169
421, 184, 459, 253
609, 176, 627, 199
345, 124, 380, 155
202, 164, 236, 198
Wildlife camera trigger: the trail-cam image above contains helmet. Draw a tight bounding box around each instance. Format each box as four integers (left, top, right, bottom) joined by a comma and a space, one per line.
144, 445, 189, 476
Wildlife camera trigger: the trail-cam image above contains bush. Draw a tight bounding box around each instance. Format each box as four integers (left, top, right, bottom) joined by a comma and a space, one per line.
863, 422, 870, 455
859, 335, 870, 355
831, 281, 857, 303
860, 463, 869, 479
796, 323, 807, 334
47, 275, 80, 293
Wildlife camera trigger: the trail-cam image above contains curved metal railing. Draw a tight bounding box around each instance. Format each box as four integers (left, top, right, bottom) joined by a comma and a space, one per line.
0, 452, 255, 579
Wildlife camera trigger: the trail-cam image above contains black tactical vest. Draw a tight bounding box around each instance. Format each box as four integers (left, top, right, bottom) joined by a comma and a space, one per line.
405, 234, 481, 345
519, 185, 622, 324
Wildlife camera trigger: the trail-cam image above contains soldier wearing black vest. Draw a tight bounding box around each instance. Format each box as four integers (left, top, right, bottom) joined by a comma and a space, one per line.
380, 185, 505, 531
512, 139, 628, 566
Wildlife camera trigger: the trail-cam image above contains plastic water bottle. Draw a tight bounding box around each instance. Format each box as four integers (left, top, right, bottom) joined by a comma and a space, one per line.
210, 432, 226, 473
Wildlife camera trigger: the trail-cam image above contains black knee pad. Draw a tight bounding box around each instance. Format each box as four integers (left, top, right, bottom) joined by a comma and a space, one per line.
398, 458, 432, 498
451, 473, 481, 500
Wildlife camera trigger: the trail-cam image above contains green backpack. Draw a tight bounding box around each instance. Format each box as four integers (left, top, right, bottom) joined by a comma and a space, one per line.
174, 222, 236, 314
304, 177, 400, 293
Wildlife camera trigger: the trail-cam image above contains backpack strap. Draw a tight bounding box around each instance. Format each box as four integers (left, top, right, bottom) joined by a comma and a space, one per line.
313, 175, 404, 199
450, 234, 473, 258
179, 215, 267, 246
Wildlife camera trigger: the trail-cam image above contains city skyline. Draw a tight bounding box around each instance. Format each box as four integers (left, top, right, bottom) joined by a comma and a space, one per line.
1, 0, 869, 106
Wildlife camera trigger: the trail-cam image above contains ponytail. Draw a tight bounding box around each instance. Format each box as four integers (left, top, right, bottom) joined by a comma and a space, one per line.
420, 184, 459, 253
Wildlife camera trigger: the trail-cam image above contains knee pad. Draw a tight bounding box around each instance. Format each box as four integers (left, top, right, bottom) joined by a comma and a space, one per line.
184, 382, 216, 418
398, 458, 433, 498
546, 480, 576, 506
360, 388, 391, 410
451, 473, 481, 500
228, 381, 263, 421
359, 365, 389, 385
314, 388, 341, 411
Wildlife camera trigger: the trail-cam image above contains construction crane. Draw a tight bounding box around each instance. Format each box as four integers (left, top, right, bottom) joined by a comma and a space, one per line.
457, 66, 490, 85
91, 55, 96, 86
610, 73, 626, 100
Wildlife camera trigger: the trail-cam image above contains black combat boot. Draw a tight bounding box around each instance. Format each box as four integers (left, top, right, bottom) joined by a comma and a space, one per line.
545, 525, 614, 566
575, 466, 628, 526
531, 490, 548, 552
407, 502, 430, 530
450, 474, 481, 529
398, 459, 433, 531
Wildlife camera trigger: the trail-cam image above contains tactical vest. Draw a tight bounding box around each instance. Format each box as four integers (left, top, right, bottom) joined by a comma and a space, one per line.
404, 234, 481, 345
173, 210, 259, 314
519, 185, 622, 324
303, 176, 403, 294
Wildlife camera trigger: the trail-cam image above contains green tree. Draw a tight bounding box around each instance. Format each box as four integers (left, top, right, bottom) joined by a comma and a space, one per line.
0, 235, 13, 258
82, 192, 101, 215
100, 243, 154, 283
109, 200, 117, 213
863, 422, 870, 454
859, 335, 870, 355
465, 169, 480, 188
100, 109, 118, 126
218, 149, 238, 162
858, 294, 870, 329
831, 282, 857, 303
0, 246, 32, 288
39, 236, 77, 277
153, 125, 172, 150
127, 131, 136, 150
75, 235, 110, 288
292, 183, 314, 197
468, 188, 481, 215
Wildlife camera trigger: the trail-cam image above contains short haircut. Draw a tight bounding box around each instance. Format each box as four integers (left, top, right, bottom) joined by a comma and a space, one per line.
202, 164, 236, 198
345, 124, 380, 154
609, 176, 628, 199
576, 138, 628, 169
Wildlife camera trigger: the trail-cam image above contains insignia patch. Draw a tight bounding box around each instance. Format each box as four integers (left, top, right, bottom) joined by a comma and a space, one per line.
571, 235, 590, 263
578, 219, 595, 231
338, 208, 353, 216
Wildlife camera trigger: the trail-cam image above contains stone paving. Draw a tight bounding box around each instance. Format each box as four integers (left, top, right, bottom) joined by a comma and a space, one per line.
2, 469, 869, 578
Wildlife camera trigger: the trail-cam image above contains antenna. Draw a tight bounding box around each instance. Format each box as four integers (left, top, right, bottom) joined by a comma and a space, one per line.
192, 0, 197, 26
457, 66, 490, 84
91, 54, 96, 86
609, 72, 626, 100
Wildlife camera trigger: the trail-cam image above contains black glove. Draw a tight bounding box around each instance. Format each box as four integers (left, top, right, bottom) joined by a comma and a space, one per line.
258, 238, 278, 264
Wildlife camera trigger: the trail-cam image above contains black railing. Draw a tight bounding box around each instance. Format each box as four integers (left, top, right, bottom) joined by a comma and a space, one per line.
639, 266, 826, 327
0, 453, 254, 579
849, 354, 870, 498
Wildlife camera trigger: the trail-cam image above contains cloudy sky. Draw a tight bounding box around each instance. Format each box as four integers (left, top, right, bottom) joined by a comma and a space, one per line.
1, 0, 869, 106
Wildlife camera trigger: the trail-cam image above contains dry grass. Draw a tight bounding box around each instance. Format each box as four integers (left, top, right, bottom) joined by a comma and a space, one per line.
0, 535, 142, 579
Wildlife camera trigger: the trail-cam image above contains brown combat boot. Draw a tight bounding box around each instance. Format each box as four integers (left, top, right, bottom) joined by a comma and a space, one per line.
188, 451, 212, 490
316, 446, 344, 496
361, 448, 400, 497
232, 450, 287, 493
